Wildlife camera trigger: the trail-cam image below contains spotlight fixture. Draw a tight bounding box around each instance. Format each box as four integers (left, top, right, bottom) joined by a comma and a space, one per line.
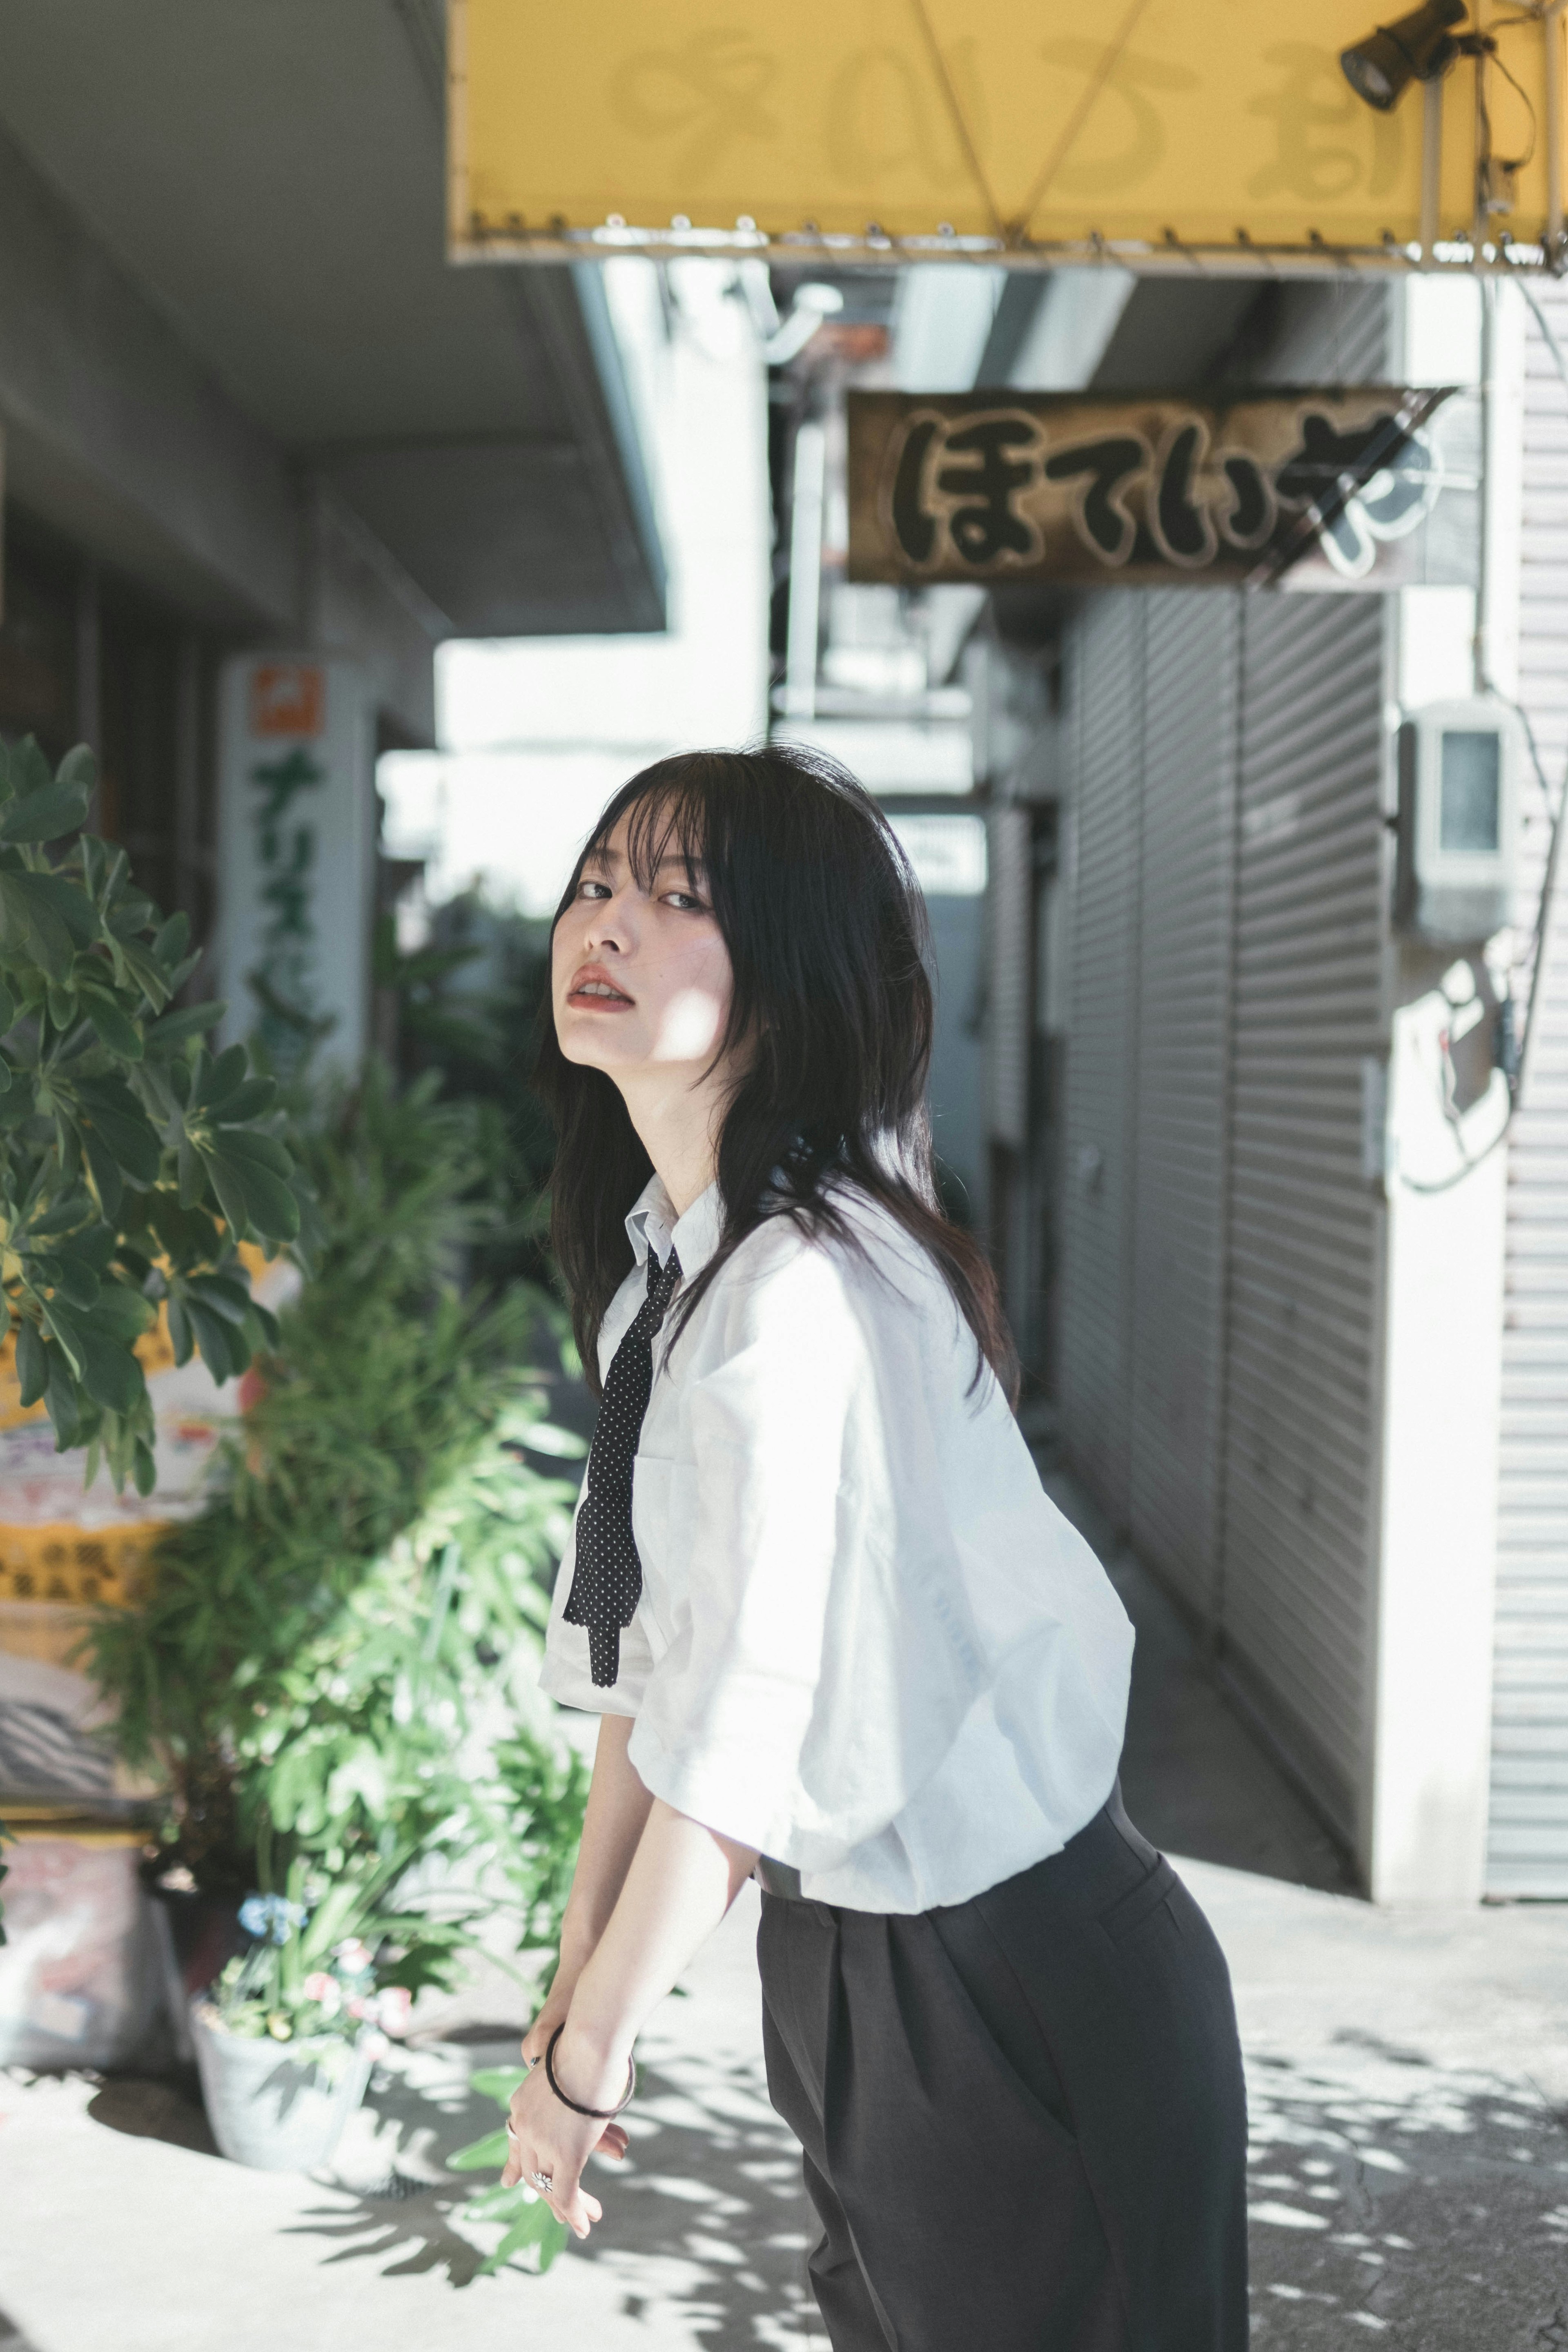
1341, 0, 1467, 110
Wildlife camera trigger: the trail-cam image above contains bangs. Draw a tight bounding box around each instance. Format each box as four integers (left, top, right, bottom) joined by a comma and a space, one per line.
580, 766, 715, 898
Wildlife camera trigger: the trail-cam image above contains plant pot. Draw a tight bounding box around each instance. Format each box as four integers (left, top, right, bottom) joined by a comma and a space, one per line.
190, 2002, 374, 2171
145, 1882, 248, 2064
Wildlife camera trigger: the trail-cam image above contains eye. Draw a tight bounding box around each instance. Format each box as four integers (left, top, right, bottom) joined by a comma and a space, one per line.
577, 878, 612, 901
662, 887, 708, 913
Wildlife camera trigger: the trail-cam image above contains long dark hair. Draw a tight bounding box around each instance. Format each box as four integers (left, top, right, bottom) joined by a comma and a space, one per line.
535, 744, 1018, 1405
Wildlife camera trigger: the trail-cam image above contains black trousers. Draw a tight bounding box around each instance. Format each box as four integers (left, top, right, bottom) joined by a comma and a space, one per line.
756, 1788, 1249, 2351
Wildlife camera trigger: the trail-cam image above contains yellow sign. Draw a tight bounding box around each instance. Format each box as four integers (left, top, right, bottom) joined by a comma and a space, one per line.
0, 1520, 161, 1609
450, 0, 1564, 265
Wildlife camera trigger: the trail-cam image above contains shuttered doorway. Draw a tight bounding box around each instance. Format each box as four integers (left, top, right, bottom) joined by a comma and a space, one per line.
1219, 593, 1388, 1844
1058, 593, 1145, 1512
1126, 592, 1240, 1623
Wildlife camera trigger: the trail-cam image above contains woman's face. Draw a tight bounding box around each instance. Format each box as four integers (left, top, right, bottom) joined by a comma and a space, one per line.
552, 813, 735, 1081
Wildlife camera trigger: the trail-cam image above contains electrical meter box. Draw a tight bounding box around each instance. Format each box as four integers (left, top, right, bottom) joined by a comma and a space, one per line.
1394, 698, 1521, 944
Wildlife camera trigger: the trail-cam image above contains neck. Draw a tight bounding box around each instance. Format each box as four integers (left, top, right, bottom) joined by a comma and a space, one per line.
614, 1067, 727, 1218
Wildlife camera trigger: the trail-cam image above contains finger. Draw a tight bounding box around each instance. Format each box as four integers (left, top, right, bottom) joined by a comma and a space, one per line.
559, 2186, 601, 2238
500, 2151, 523, 2189
595, 2123, 629, 2160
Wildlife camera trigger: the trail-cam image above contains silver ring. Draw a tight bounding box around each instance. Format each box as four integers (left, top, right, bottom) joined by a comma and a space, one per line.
530, 2169, 554, 2192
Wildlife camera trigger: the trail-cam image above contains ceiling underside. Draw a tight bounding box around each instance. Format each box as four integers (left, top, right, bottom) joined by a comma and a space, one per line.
0, 0, 664, 636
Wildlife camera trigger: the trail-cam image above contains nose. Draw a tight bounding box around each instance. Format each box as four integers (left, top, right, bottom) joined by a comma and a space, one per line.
582, 887, 632, 957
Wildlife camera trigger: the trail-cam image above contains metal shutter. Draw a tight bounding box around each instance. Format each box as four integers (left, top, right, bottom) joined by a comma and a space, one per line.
1059, 593, 1144, 1515
1218, 594, 1389, 1842
1488, 283, 1568, 1895
1127, 593, 1241, 1621
987, 804, 1032, 1153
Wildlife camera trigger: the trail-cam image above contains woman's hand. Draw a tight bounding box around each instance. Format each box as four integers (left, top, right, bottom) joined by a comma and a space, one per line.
499, 2029, 630, 2236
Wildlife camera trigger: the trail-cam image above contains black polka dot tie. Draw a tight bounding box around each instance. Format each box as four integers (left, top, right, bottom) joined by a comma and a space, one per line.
565, 1246, 683, 1687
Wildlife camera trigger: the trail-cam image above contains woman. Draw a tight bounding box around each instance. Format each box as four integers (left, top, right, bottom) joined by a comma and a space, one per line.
502, 744, 1249, 2350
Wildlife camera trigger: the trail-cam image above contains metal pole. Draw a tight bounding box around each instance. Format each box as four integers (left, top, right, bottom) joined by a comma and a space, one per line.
1473, 2, 1489, 259
1421, 76, 1443, 261
784, 421, 826, 722
1474, 277, 1495, 693
1546, 0, 1567, 263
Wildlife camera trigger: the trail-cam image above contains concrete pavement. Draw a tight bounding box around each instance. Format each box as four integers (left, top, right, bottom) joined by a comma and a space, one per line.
2, 1511, 1565, 2349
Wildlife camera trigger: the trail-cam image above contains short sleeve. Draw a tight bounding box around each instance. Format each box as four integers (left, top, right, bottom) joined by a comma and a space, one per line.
625, 1229, 992, 1871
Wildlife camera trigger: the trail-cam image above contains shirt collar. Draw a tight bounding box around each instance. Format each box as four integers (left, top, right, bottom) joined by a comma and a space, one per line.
624, 1175, 723, 1281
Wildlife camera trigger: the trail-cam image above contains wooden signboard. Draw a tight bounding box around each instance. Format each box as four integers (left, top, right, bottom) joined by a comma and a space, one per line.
846, 385, 1467, 590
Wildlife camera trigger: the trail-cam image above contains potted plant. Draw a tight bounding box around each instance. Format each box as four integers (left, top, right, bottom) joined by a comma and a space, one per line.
85, 1067, 590, 2167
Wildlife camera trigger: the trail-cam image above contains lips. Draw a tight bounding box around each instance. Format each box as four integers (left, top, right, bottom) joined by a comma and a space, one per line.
567, 963, 633, 1007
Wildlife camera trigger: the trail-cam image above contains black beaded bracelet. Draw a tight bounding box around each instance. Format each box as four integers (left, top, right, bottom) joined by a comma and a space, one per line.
544, 2023, 637, 2119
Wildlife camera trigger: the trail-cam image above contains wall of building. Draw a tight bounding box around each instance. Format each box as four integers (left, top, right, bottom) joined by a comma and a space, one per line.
1488, 279, 1568, 1897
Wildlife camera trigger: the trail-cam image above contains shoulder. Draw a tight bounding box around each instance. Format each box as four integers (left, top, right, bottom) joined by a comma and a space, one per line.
695, 1186, 955, 1361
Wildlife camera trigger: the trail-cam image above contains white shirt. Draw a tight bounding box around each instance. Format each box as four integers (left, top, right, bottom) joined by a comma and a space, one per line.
541, 1174, 1134, 1913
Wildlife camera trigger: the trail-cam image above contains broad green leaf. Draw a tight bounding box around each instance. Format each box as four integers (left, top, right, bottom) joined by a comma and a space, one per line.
57, 744, 97, 797
72, 1324, 144, 1416
43, 1342, 80, 1448
132, 1437, 156, 1497
20, 873, 99, 948
204, 1150, 301, 1243
15, 1319, 46, 1409
41, 1252, 100, 1311
80, 1102, 162, 1186
248, 1300, 281, 1350
184, 1274, 252, 1324
12, 738, 53, 802
82, 993, 143, 1061
167, 1296, 194, 1368
535, 2216, 570, 2274
446, 2127, 512, 2172
87, 1284, 156, 1345
0, 1056, 9, 1096
151, 910, 189, 965
0, 979, 15, 1033
0, 871, 74, 982
209, 1127, 292, 1179
463, 2182, 535, 2221
117, 940, 173, 1011
144, 1001, 225, 1056
469, 2067, 531, 2103
199, 1043, 249, 1111
0, 782, 91, 844
183, 1298, 236, 1383
81, 1127, 124, 1223
212, 1078, 277, 1124
38, 1296, 84, 1377
177, 1128, 203, 1208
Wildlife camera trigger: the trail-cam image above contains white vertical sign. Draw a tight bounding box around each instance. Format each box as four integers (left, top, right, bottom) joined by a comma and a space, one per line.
215, 655, 371, 1073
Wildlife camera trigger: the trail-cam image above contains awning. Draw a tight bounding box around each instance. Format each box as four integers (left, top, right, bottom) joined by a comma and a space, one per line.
450, 0, 1565, 271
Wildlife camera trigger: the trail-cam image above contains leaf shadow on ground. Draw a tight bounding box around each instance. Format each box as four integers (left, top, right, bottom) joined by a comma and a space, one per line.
278, 2038, 822, 2348
1242, 2040, 1568, 2349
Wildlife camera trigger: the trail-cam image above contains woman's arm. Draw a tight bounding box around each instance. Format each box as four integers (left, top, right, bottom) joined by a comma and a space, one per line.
520, 1713, 654, 2067
502, 1796, 758, 2232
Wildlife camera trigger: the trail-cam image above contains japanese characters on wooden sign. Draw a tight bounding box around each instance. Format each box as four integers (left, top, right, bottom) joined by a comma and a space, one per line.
847, 387, 1469, 593
215, 657, 371, 1074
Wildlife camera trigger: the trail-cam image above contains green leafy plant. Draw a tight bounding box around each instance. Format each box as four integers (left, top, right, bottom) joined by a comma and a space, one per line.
207, 1878, 442, 2052
0, 736, 303, 1491
448, 2067, 571, 2276
85, 1060, 590, 1974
